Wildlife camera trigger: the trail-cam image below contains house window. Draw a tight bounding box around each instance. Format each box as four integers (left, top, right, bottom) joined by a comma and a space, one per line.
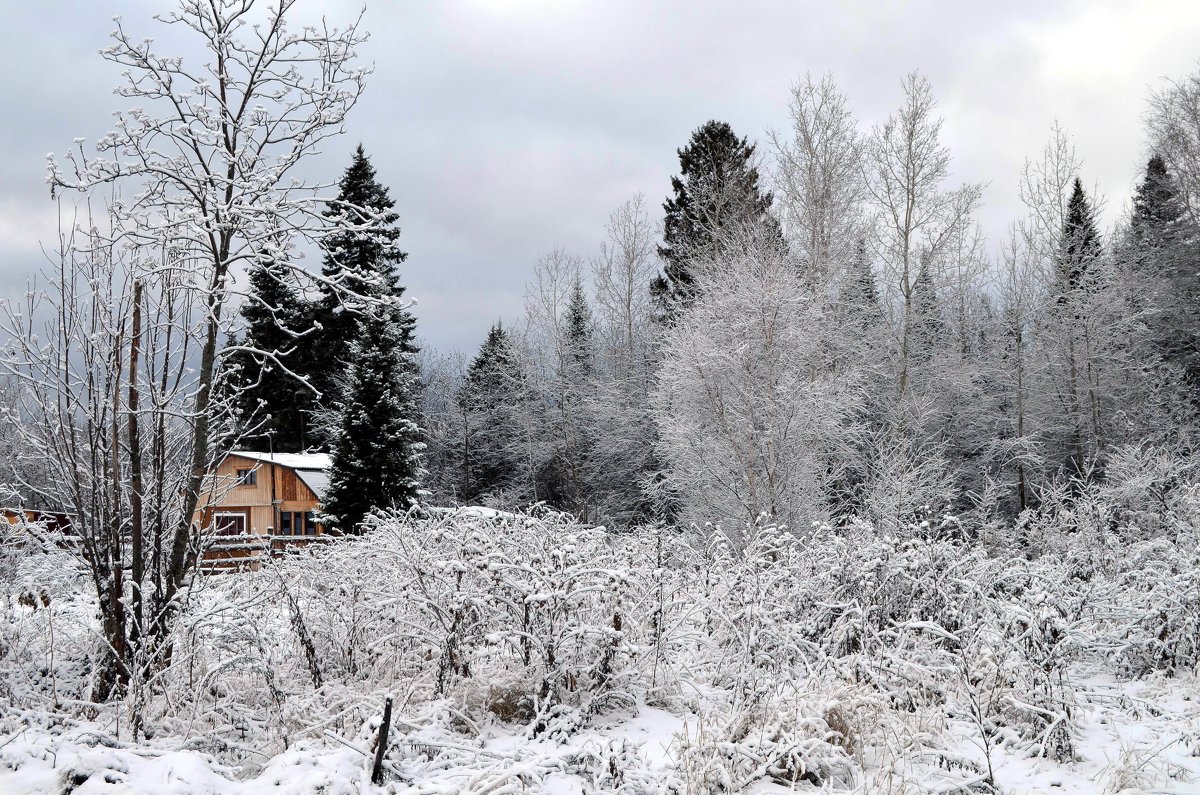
235, 468, 257, 487
277, 511, 313, 536
213, 512, 246, 536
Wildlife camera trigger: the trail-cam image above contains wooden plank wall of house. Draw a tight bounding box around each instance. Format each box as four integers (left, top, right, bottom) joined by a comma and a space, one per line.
199, 534, 334, 574
2, 508, 75, 535
197, 454, 327, 536
196, 452, 334, 573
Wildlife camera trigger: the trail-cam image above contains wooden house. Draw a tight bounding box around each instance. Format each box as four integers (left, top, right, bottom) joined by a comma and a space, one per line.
196, 450, 332, 539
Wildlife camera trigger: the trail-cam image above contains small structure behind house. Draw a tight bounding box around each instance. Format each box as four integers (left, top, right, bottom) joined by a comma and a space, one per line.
2, 507, 75, 536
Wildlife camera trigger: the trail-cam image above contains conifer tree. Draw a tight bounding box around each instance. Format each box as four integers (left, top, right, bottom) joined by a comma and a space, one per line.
552, 278, 597, 517
323, 306, 424, 533
1057, 178, 1102, 300
1128, 155, 1200, 393
651, 120, 782, 318
1132, 155, 1189, 250
458, 323, 530, 503
230, 251, 313, 452
909, 262, 949, 363
563, 278, 595, 377
1046, 177, 1106, 474
310, 145, 407, 427
838, 240, 881, 322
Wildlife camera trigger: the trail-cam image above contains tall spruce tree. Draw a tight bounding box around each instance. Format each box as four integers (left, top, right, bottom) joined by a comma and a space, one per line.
551, 278, 597, 517
1047, 177, 1105, 475
909, 262, 949, 363
651, 120, 782, 318
563, 278, 595, 377
1132, 155, 1189, 250
323, 306, 424, 533
1129, 155, 1200, 392
230, 252, 313, 452
1057, 177, 1102, 300
310, 145, 407, 434
839, 239, 881, 321
458, 323, 530, 503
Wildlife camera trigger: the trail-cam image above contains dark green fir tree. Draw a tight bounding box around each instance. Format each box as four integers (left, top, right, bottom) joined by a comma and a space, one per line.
909, 261, 949, 363
229, 250, 313, 452
563, 277, 595, 377
1057, 177, 1102, 300
838, 238, 881, 323
458, 322, 529, 502
651, 120, 782, 318
551, 278, 597, 517
1131, 155, 1189, 250
323, 306, 424, 533
1128, 155, 1200, 391
311, 145, 407, 429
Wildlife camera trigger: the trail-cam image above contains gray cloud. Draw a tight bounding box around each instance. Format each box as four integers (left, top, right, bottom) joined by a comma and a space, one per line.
3, 1, 1199, 353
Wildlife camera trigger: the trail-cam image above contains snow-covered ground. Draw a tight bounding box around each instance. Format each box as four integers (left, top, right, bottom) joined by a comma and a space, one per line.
3, 676, 1200, 793
4, 508, 1200, 793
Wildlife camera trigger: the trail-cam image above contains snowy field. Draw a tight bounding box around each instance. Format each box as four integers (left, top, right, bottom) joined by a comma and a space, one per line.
4, 507, 1200, 794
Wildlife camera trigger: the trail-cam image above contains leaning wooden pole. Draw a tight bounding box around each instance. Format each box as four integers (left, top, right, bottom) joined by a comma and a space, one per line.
371, 694, 393, 785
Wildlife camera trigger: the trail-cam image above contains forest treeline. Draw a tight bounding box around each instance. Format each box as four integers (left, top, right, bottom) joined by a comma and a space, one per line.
233, 69, 1200, 538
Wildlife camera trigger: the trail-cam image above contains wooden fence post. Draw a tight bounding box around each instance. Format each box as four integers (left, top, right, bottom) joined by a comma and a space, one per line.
371, 694, 393, 785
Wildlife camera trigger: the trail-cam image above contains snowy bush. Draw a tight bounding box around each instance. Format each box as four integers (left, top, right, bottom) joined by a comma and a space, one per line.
6, 503, 1200, 790
671, 684, 857, 792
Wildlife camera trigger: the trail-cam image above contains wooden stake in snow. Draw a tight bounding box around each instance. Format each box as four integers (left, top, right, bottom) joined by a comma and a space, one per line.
371, 695, 393, 785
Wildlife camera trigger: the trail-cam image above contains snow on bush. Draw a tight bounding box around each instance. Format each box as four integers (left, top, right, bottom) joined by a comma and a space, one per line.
6, 503, 1200, 792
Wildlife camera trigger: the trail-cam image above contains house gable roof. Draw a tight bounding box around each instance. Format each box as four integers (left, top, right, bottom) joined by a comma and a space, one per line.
227, 450, 332, 472
295, 469, 331, 502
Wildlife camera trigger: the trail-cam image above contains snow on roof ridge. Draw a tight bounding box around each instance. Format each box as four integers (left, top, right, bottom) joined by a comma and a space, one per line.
227, 450, 332, 470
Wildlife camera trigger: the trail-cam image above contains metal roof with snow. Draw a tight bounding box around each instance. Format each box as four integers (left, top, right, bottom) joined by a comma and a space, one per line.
295, 470, 331, 502
227, 450, 332, 472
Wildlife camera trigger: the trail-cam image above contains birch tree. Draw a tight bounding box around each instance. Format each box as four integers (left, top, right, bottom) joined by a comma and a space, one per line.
22, 0, 386, 699
1147, 64, 1200, 226
652, 242, 859, 540
771, 72, 865, 293
865, 72, 982, 397
588, 196, 661, 524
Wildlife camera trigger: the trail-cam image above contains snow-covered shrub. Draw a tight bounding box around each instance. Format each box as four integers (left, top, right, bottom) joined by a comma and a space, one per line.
1101, 442, 1198, 537
0, 522, 92, 708
801, 529, 984, 659
264, 509, 661, 742
570, 738, 671, 794
859, 432, 956, 538
987, 586, 1079, 762
700, 522, 820, 697
1112, 538, 1200, 678
670, 685, 857, 792
10, 501, 1200, 790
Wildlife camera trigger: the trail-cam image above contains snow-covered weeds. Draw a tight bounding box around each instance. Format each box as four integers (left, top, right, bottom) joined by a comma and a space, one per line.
5, 506, 1200, 792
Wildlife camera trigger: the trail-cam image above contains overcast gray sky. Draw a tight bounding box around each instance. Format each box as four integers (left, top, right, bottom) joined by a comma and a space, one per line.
2, 1, 1199, 353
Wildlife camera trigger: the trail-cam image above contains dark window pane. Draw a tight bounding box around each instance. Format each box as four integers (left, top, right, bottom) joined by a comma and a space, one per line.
214, 513, 245, 536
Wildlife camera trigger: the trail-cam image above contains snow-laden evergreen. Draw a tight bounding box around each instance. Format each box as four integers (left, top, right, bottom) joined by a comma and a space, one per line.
323, 307, 425, 532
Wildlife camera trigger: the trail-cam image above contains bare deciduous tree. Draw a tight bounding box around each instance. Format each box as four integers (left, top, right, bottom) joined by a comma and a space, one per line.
771, 72, 865, 293
1147, 64, 1200, 225
865, 72, 983, 396
652, 242, 859, 540
10, 0, 386, 701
